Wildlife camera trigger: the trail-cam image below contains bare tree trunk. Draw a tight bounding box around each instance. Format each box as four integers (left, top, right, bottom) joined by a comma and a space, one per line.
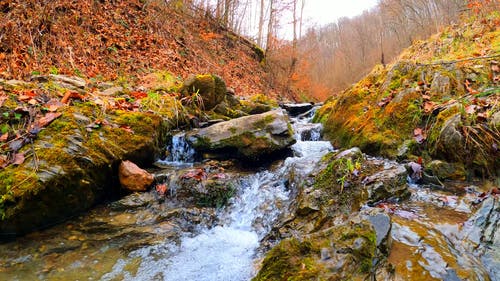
223, 0, 231, 26
266, 0, 274, 53
258, 0, 265, 46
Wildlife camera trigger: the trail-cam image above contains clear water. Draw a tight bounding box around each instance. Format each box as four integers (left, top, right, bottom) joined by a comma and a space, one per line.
102, 107, 333, 280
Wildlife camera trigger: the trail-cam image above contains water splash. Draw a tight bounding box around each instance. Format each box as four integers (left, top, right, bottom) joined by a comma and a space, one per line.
156, 133, 196, 166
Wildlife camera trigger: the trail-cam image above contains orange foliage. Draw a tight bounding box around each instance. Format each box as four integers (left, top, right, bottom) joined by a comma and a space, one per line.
0, 0, 273, 97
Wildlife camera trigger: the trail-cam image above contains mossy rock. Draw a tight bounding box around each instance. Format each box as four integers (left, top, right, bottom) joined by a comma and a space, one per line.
254, 219, 377, 281
425, 160, 466, 181
187, 109, 295, 162
181, 74, 227, 110
0, 104, 173, 238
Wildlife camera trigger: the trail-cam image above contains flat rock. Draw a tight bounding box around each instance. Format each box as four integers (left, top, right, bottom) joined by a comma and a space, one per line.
186, 109, 295, 161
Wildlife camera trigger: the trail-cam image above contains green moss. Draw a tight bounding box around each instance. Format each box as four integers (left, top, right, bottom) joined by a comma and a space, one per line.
248, 93, 278, 108
251, 44, 266, 62
253, 114, 276, 129
196, 182, 235, 208
253, 238, 322, 281
194, 136, 212, 149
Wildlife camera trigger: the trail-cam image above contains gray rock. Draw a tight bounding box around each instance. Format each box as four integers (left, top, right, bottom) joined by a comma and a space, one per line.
31, 74, 86, 90
430, 72, 452, 97
186, 109, 295, 161
462, 197, 500, 280
181, 74, 226, 110
362, 164, 409, 203
366, 212, 391, 249
439, 114, 463, 148
335, 147, 363, 161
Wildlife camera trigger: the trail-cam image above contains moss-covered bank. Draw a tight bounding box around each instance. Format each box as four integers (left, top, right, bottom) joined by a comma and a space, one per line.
314, 12, 500, 178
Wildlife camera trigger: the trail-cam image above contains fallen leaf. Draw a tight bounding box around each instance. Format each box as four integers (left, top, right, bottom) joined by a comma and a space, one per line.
0, 155, 8, 169
12, 153, 25, 165
130, 91, 147, 99
119, 125, 134, 134
181, 169, 207, 181
211, 173, 226, 179
61, 91, 84, 104
45, 99, 64, 112
377, 95, 393, 107
155, 183, 168, 195
32, 112, 62, 129
477, 112, 488, 121
465, 105, 477, 114
423, 101, 436, 113
422, 94, 431, 100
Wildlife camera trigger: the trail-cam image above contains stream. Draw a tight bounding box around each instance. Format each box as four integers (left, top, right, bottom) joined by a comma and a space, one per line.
0, 106, 497, 281
0, 107, 334, 281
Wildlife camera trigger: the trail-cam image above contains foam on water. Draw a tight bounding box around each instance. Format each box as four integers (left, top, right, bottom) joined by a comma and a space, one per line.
155, 133, 196, 167
103, 105, 333, 281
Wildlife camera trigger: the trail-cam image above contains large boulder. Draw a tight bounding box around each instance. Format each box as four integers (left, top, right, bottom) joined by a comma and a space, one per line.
186, 109, 295, 161
0, 107, 171, 238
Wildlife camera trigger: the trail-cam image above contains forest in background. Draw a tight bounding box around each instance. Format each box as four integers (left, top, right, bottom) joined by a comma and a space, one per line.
1, 0, 498, 101
184, 0, 498, 100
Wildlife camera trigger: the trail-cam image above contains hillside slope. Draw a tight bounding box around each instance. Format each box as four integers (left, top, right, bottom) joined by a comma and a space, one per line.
0, 0, 269, 96
315, 12, 500, 178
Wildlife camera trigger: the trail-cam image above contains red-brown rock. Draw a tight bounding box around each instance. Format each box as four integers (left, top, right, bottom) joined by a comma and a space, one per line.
118, 160, 154, 192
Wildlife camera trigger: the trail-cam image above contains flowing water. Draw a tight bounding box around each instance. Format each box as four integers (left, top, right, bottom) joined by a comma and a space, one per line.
0, 107, 334, 281
0, 107, 497, 280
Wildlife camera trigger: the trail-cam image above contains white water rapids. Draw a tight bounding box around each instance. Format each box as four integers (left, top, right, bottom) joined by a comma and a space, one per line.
103, 108, 333, 281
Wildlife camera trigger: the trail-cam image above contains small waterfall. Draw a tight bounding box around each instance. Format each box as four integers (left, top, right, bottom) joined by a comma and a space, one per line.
156, 133, 196, 166
102, 106, 334, 281
119, 171, 290, 281
290, 106, 334, 158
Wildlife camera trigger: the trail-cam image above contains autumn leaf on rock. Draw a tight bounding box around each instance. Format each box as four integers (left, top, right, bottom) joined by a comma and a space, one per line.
31, 112, 62, 130
181, 169, 207, 181
119, 125, 134, 134
423, 101, 436, 113
61, 91, 85, 104
155, 183, 168, 196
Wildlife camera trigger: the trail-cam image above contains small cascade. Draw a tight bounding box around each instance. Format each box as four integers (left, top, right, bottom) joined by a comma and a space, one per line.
120, 170, 291, 281
102, 105, 334, 281
156, 132, 196, 166
0, 104, 336, 281
290, 105, 334, 158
